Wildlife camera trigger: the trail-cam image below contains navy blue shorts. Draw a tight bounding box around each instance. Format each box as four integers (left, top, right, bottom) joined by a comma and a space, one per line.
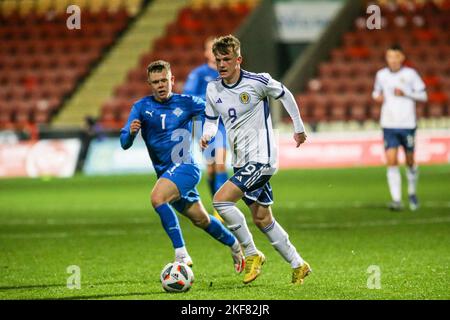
230, 162, 274, 206
383, 128, 416, 152
160, 163, 201, 213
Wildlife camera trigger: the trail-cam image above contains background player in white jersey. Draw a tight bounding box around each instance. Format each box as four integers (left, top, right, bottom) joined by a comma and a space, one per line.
200, 35, 311, 285
372, 44, 427, 211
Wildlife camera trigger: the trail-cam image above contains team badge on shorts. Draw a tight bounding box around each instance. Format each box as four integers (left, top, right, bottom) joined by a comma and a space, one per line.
239, 92, 251, 104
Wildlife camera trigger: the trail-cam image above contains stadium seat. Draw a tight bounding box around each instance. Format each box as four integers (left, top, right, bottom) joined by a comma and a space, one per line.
0, 4, 133, 129
427, 103, 446, 117
294, 1, 450, 126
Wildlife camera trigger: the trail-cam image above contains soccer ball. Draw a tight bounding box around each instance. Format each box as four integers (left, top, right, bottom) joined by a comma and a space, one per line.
160, 262, 194, 293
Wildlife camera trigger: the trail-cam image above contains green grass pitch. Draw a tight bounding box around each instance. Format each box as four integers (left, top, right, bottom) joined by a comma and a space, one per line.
0, 165, 449, 300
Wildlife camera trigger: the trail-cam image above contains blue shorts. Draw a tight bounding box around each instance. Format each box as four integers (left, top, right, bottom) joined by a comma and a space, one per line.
383, 128, 416, 152
160, 163, 201, 213
230, 162, 274, 206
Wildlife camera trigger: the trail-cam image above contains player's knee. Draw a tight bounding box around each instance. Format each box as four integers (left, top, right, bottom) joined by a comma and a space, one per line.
386, 157, 398, 166
213, 191, 227, 204
406, 155, 415, 167
215, 163, 226, 172
150, 192, 166, 208
191, 214, 210, 229
206, 165, 215, 178
253, 215, 272, 229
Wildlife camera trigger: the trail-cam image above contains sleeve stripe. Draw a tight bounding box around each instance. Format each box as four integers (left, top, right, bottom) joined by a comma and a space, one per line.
242, 73, 269, 84
242, 70, 269, 83
205, 114, 219, 120
275, 90, 285, 100
242, 75, 268, 85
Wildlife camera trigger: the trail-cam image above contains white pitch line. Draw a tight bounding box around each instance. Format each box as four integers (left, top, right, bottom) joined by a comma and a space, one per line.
277, 201, 450, 209
0, 217, 449, 240
0, 217, 152, 226
297, 216, 450, 229
0, 201, 449, 227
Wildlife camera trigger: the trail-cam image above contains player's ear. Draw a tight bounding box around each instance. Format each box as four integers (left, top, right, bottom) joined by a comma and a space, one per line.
170, 74, 175, 86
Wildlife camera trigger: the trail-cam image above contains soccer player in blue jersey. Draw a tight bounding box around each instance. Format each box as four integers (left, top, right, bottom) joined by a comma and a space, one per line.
183, 38, 229, 209
120, 60, 244, 272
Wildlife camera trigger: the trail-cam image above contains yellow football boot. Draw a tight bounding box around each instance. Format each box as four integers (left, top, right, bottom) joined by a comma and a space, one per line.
213, 209, 225, 223
243, 251, 265, 284
292, 261, 312, 284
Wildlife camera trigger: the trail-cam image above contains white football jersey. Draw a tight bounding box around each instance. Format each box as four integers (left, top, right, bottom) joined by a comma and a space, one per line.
372, 66, 426, 129
205, 70, 285, 168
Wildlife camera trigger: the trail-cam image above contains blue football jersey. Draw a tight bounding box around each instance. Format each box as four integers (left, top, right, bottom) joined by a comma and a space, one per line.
120, 94, 205, 176
183, 64, 219, 100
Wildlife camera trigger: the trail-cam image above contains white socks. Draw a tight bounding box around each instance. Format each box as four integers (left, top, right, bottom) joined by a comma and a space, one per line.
387, 166, 401, 202
214, 201, 305, 268
387, 166, 419, 201
406, 166, 418, 196
213, 202, 258, 257
260, 220, 304, 268
175, 246, 189, 258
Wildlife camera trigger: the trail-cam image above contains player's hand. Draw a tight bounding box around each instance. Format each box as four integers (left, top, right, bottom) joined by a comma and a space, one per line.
294, 132, 306, 148
200, 135, 211, 150
130, 119, 141, 135
394, 88, 404, 96
374, 95, 384, 104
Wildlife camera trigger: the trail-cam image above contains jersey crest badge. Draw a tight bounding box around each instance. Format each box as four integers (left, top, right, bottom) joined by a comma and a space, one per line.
173, 107, 183, 117
239, 92, 251, 104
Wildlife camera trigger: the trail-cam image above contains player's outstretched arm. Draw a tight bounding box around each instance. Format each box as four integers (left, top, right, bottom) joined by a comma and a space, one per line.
396, 87, 427, 102
278, 87, 307, 147
200, 117, 218, 150
372, 94, 384, 104
399, 70, 428, 102
293, 132, 307, 148
120, 105, 141, 150
120, 119, 141, 149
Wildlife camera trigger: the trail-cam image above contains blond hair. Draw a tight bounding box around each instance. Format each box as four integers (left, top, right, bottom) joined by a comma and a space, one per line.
212, 35, 241, 57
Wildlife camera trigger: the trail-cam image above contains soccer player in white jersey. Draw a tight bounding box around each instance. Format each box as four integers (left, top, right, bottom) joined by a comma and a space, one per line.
372, 44, 427, 211
200, 35, 311, 285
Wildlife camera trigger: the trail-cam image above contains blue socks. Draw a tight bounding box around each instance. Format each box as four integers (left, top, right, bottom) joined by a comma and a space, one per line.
155, 203, 236, 249
207, 177, 215, 197
213, 171, 228, 194
208, 172, 229, 196
205, 215, 236, 246
155, 203, 185, 249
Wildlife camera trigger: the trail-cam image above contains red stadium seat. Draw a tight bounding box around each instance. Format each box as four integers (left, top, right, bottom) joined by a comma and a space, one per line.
368, 104, 382, 121
427, 103, 446, 117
